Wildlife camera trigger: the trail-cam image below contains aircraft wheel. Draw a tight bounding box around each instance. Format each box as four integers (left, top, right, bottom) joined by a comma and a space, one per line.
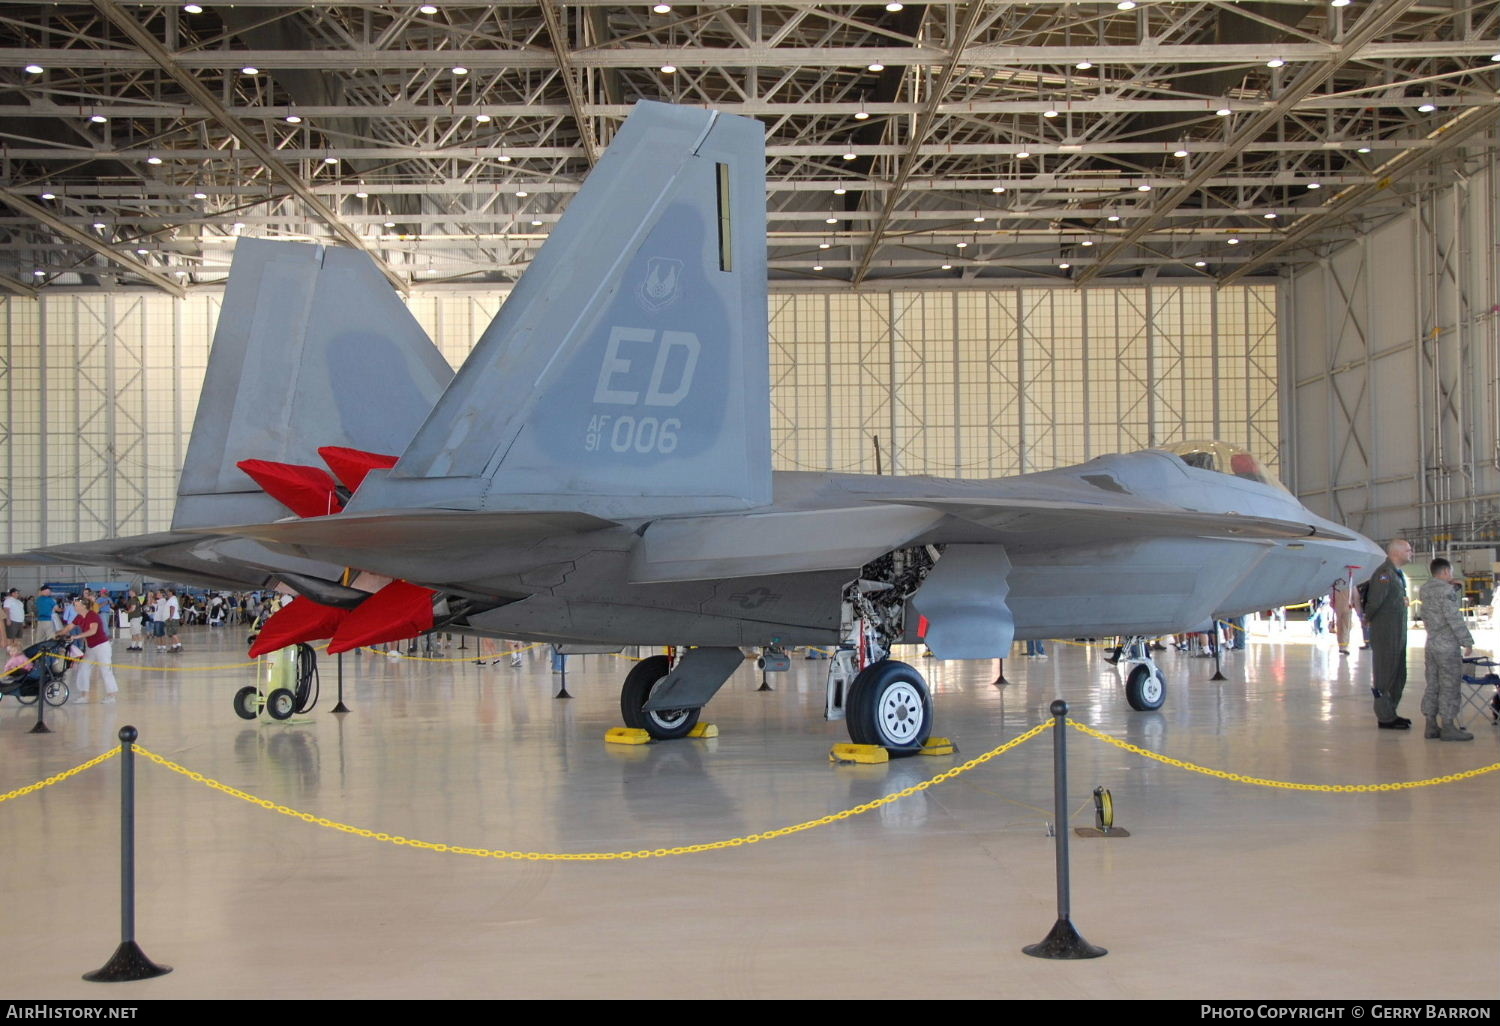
620, 655, 701, 740
847, 660, 932, 751
1125, 664, 1166, 711
233, 685, 260, 720
43, 680, 69, 707
265, 688, 296, 721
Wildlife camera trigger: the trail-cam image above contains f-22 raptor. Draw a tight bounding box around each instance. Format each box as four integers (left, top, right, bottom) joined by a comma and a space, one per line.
18, 101, 1382, 750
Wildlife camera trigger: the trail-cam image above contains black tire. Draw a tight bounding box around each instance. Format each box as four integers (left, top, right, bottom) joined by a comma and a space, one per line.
619, 655, 701, 740
43, 680, 69, 707
15, 686, 37, 706
233, 685, 260, 720
847, 659, 933, 751
1125, 664, 1166, 711
265, 688, 296, 721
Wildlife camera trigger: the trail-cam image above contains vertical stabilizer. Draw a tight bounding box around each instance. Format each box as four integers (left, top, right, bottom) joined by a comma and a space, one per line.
348, 101, 770, 520
173, 239, 453, 529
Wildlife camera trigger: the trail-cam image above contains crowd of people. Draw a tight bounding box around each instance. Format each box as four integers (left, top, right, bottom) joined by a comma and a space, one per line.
3, 585, 293, 649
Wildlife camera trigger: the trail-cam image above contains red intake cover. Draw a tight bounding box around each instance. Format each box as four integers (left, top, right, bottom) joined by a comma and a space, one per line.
327, 580, 436, 654
249, 598, 351, 658
237, 459, 345, 518
318, 446, 400, 493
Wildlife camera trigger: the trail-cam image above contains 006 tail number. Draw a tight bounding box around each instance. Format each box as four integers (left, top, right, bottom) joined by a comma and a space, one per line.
585, 415, 681, 454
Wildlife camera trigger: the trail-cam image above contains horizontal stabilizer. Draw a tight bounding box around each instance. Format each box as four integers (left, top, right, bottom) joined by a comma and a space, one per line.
174, 237, 453, 530
350, 101, 770, 520
880, 497, 1353, 544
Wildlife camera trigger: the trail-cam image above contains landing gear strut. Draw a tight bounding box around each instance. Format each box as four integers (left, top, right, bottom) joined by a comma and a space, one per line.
619, 655, 701, 740
826, 547, 939, 752
1118, 636, 1167, 711
616, 647, 744, 741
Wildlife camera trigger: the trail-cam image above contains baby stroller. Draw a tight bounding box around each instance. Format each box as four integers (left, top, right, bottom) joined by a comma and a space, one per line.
1460, 657, 1500, 727
0, 635, 73, 707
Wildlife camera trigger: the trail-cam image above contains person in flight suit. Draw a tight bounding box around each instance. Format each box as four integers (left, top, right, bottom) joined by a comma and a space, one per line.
1417, 558, 1475, 741
1364, 539, 1414, 729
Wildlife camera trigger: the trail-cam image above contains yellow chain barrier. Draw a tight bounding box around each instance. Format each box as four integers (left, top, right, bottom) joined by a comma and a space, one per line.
0, 748, 118, 805
6, 719, 1496, 859
131, 723, 1053, 860
52, 651, 265, 673
359, 642, 546, 664
46, 640, 550, 671
1067, 719, 1500, 792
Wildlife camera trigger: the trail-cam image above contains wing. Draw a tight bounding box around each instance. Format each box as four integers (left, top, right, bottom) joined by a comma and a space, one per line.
880, 496, 1355, 543
2, 532, 277, 591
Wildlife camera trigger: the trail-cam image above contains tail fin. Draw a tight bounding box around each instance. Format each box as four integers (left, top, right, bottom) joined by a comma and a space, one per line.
172, 238, 454, 530
348, 101, 770, 520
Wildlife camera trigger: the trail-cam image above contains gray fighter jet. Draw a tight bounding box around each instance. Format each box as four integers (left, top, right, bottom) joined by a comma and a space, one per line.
14, 102, 1382, 750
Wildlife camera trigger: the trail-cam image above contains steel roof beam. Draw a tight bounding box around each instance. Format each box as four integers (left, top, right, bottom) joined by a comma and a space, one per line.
855, 1, 1046, 284
0, 273, 39, 297
1219, 103, 1500, 286
7, 40, 1496, 70
89, 0, 410, 295
0, 187, 185, 296
3, 94, 1495, 119
1074, 0, 1423, 286
538, 0, 600, 167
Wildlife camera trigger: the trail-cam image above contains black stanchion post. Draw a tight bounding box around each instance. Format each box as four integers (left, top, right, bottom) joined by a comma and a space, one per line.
331, 651, 349, 714
555, 650, 571, 699
1210, 623, 1228, 682
1022, 701, 1106, 960
29, 676, 52, 734
84, 726, 171, 982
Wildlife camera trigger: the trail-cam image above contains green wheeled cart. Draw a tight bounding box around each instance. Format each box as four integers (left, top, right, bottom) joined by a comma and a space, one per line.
233, 643, 318, 721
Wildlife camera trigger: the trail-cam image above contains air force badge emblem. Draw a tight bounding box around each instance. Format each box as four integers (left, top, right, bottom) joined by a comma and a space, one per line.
637, 256, 684, 312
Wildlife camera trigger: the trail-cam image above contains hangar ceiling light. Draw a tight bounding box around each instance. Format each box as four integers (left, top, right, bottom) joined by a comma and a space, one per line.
0, 0, 1476, 288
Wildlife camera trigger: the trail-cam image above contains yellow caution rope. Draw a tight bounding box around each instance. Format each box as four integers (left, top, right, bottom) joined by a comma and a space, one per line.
0, 748, 118, 805
1067, 719, 1500, 792
359, 642, 545, 664
131, 724, 1052, 860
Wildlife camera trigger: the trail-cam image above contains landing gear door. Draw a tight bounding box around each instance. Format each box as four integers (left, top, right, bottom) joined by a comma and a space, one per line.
911, 544, 1015, 660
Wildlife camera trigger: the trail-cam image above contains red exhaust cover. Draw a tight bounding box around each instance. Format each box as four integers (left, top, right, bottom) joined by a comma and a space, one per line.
318, 446, 399, 493
327, 580, 436, 654
237, 459, 345, 518
249, 598, 351, 658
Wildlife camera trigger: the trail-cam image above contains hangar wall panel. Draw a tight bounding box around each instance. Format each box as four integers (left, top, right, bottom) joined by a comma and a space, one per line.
0, 284, 1276, 579
769, 285, 1277, 478
1283, 146, 1500, 546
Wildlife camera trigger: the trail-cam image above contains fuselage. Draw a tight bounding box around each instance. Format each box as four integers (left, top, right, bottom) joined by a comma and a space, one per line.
453, 450, 1383, 649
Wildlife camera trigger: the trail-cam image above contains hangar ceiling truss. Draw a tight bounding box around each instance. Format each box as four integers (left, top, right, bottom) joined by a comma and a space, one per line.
0, 1, 1496, 291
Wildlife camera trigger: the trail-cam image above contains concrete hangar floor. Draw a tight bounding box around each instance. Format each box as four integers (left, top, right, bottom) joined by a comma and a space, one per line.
2, 625, 1496, 1000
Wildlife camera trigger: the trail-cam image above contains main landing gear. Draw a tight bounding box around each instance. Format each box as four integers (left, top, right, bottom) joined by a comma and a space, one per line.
619, 655, 700, 740
616, 646, 745, 741
825, 547, 939, 753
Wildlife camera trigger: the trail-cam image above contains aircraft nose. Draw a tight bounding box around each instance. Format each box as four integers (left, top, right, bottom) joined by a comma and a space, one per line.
1345, 529, 1384, 577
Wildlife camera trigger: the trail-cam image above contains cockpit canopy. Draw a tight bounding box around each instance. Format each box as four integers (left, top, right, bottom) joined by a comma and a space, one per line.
1167, 440, 1289, 494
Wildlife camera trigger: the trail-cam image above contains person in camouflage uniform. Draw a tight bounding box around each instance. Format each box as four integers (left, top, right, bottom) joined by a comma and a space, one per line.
1364, 539, 1414, 729
1417, 557, 1474, 741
